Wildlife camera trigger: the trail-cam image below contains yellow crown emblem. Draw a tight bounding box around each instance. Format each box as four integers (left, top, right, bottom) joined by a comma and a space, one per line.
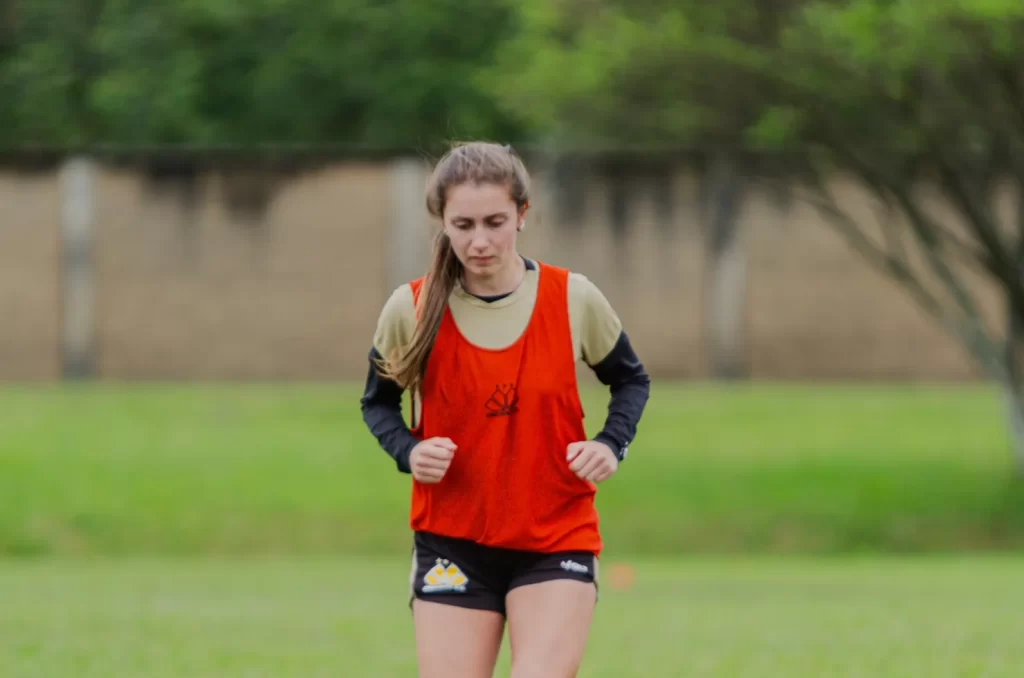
422, 558, 469, 593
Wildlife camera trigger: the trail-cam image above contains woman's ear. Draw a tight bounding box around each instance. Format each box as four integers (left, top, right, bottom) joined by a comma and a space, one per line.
518, 201, 530, 231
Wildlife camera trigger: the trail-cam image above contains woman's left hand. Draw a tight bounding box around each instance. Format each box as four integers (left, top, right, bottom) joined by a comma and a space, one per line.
566, 441, 619, 483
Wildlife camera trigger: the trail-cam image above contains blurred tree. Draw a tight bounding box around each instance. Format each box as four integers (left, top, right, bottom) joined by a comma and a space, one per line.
486, 0, 805, 379
0, 0, 102, 145
761, 0, 1024, 474
0, 0, 529, 149
493, 0, 1024, 471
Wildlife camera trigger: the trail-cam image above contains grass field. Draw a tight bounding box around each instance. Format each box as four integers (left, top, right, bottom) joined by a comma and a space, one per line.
2, 381, 1023, 555
3, 382, 1024, 676
3, 555, 1023, 677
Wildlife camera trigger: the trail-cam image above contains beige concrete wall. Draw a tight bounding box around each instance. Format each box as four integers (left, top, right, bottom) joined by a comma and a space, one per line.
90, 162, 393, 380
0, 170, 61, 381
743, 178, 1001, 380
0, 158, 1001, 382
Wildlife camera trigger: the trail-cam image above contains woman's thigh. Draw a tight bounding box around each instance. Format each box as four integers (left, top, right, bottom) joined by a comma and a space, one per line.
412, 599, 505, 678
505, 579, 598, 678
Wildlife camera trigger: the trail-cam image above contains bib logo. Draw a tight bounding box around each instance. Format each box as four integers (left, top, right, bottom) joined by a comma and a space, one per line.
485, 383, 519, 417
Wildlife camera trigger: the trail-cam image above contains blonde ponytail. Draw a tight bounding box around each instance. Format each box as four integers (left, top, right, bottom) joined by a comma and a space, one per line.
376, 229, 461, 391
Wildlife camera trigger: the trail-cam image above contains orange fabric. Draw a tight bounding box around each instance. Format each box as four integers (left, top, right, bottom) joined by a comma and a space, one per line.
408, 262, 601, 555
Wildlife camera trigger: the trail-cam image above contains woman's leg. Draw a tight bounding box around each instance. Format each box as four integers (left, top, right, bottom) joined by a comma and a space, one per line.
408, 532, 511, 677
505, 579, 597, 678
412, 599, 505, 678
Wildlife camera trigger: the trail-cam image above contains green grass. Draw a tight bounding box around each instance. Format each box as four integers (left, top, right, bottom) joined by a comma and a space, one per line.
4, 382, 1024, 676
2, 555, 1023, 677
2, 381, 1024, 556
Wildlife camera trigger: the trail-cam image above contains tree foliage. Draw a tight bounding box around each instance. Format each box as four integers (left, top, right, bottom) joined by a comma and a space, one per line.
0, 0, 528, 149
484, 0, 808, 152
773, 2, 1024, 470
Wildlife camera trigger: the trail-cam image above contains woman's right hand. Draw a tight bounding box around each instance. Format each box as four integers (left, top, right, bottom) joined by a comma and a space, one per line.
410, 437, 457, 483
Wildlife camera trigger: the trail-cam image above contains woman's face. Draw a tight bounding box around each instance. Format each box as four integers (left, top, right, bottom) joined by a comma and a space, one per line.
443, 181, 526, 282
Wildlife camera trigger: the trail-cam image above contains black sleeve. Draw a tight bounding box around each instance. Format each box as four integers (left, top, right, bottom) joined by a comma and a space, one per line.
359, 347, 420, 474
588, 331, 651, 462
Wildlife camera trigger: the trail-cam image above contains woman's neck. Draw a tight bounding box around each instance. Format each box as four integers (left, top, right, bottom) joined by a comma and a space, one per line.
462, 255, 526, 297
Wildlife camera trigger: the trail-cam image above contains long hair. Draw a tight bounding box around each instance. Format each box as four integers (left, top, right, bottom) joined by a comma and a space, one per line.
375, 141, 531, 392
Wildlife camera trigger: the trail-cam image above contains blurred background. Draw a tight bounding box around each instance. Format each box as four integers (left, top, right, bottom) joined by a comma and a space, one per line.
3, 1, 1024, 677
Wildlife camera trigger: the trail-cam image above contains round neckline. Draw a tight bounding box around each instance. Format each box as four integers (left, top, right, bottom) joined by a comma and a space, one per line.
453, 258, 536, 310
446, 262, 544, 353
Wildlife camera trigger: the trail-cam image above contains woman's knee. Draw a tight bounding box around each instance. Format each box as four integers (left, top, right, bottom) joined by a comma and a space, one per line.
509, 656, 582, 678
505, 579, 596, 678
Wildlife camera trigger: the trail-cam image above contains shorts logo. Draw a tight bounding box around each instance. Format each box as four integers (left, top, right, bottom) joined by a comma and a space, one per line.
422, 558, 469, 593
560, 559, 589, 575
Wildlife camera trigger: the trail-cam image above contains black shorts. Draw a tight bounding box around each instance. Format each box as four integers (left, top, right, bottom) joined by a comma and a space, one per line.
408, 531, 599, 616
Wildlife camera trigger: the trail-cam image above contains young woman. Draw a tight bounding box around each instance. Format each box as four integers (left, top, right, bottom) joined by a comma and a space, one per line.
360, 141, 651, 678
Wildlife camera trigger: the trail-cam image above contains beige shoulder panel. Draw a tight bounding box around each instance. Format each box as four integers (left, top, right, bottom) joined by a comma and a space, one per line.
372, 283, 417, 360
568, 272, 623, 366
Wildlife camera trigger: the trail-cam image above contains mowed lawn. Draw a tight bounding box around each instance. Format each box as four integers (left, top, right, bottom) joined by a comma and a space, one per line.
2, 382, 1024, 675
2, 555, 1023, 677
2, 381, 1022, 556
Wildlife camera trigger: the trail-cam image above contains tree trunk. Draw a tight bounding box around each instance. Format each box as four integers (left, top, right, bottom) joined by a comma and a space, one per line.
702, 151, 748, 380
1005, 278, 1024, 477
998, 379, 1024, 477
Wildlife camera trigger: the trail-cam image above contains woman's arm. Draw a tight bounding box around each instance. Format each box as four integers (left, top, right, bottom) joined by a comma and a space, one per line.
576, 276, 651, 461
588, 331, 650, 461
359, 348, 419, 473
359, 285, 419, 473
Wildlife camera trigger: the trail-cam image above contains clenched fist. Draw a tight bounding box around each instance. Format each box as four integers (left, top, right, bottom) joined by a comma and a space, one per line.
566, 441, 618, 483
410, 437, 457, 484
